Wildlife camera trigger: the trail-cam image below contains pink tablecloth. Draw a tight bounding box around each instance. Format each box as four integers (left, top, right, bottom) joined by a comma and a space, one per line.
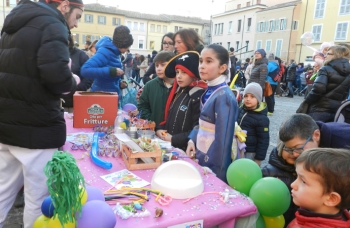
64, 116, 257, 228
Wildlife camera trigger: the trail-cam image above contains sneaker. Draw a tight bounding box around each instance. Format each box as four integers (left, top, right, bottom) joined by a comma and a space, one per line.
267, 112, 273, 116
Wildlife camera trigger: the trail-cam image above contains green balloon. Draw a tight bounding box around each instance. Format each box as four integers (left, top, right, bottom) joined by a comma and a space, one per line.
249, 177, 291, 217
226, 159, 262, 195
256, 215, 266, 228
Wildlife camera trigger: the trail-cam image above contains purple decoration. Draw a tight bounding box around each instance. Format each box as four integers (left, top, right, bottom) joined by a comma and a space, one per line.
122, 103, 137, 112
86, 186, 105, 202
76, 200, 116, 228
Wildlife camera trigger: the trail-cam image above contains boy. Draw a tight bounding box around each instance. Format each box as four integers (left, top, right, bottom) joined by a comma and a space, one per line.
137, 51, 175, 126
288, 148, 350, 227
237, 82, 269, 166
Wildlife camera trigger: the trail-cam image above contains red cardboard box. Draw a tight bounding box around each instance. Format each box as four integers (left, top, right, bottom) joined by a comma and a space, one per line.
73, 91, 118, 128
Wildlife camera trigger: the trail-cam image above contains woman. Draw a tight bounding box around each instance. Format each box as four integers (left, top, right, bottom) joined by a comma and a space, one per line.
305, 45, 350, 122
143, 32, 175, 84
138, 55, 148, 82
248, 49, 268, 90
86, 39, 98, 58
174, 28, 204, 54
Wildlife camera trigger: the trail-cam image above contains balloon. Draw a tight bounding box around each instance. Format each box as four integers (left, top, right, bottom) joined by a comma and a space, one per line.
256, 215, 266, 228
226, 159, 262, 195
263, 215, 285, 228
90, 132, 112, 169
76, 200, 116, 228
33, 214, 50, 228
300, 32, 315, 46
122, 103, 137, 112
86, 186, 105, 202
47, 216, 75, 228
79, 186, 88, 205
249, 177, 291, 217
41, 196, 55, 218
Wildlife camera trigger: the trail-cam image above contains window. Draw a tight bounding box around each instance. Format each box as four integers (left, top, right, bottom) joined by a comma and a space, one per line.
133, 22, 138, 30
157, 25, 161, 33
275, 39, 283, 57
214, 24, 218, 35
259, 22, 264, 32
312, 25, 322, 41
279, 18, 287, 30
97, 16, 106, 25
151, 24, 155, 32
112, 18, 120, 26
237, 4, 241, 9
82, 35, 86, 43
127, 21, 132, 29
247, 1, 250, 7
314, 0, 325, 19
335, 22, 348, 40
265, 40, 272, 52
247, 18, 252, 31
175, 26, 182, 32
150, 41, 155, 50
256, 40, 262, 49
163, 25, 167, 33
228, 21, 232, 33
73, 33, 79, 43
227, 42, 231, 50
140, 23, 145, 31
292, 21, 298, 30
220, 23, 224, 34
236, 41, 239, 50
84, 14, 93, 23
237, 20, 242, 32
138, 38, 144, 49
340, 0, 350, 15
7, 0, 18, 7
268, 20, 274, 32
195, 28, 199, 33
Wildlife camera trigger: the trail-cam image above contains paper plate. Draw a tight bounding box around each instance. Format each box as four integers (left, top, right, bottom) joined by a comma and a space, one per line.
151, 160, 204, 199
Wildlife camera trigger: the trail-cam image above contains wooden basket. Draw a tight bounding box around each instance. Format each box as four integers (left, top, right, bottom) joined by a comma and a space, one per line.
121, 143, 162, 170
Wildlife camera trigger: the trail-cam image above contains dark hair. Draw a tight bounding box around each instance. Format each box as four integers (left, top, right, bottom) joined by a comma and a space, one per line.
295, 148, 350, 209
245, 58, 250, 63
174, 29, 204, 53
275, 56, 282, 65
279, 114, 319, 142
89, 40, 98, 50
230, 47, 234, 52
204, 44, 229, 75
153, 51, 175, 64
139, 55, 145, 63
85, 40, 92, 46
160, 32, 175, 51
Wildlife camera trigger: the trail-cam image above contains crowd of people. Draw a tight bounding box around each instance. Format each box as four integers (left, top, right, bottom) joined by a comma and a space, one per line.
0, 0, 350, 227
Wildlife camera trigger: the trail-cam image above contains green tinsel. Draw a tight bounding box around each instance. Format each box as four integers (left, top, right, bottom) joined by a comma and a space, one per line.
44, 150, 86, 227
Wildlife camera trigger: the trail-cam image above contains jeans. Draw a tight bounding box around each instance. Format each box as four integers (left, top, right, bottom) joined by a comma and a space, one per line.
265, 84, 277, 112
308, 112, 335, 122
124, 67, 132, 80
287, 81, 294, 97
132, 69, 140, 83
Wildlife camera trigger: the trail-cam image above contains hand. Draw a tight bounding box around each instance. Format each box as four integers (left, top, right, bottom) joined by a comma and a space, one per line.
254, 159, 262, 167
156, 130, 166, 138
72, 74, 80, 85
120, 81, 127, 89
136, 88, 143, 102
186, 141, 196, 158
116, 68, 124, 76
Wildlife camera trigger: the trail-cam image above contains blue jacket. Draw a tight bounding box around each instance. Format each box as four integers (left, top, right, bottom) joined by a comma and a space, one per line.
266, 61, 280, 85
81, 36, 123, 95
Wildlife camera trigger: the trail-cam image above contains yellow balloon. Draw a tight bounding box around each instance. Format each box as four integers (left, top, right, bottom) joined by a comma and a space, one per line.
33, 214, 50, 228
47, 216, 75, 228
79, 186, 88, 205
263, 215, 285, 228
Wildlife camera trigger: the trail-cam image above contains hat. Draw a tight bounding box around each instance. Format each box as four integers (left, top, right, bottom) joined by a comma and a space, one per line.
236, 66, 241, 70
256, 49, 266, 58
244, 82, 263, 102
112, 25, 133, 49
164, 51, 200, 79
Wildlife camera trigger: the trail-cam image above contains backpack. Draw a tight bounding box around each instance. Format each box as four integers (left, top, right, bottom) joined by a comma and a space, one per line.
334, 90, 350, 124
268, 62, 281, 82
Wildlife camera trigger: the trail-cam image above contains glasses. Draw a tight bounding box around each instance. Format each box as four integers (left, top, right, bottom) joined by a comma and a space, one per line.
326, 52, 334, 56
162, 42, 174, 46
283, 136, 312, 155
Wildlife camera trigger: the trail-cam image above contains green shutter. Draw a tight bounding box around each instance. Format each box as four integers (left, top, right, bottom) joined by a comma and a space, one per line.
284, 19, 287, 30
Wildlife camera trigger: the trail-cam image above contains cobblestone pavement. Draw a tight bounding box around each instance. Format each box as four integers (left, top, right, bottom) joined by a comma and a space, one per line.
4, 95, 304, 227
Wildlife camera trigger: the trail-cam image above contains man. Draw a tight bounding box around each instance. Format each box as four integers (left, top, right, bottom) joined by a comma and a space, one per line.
123, 49, 133, 80
82, 40, 91, 51
132, 53, 141, 82
286, 59, 297, 98
0, 0, 83, 227
229, 47, 237, 83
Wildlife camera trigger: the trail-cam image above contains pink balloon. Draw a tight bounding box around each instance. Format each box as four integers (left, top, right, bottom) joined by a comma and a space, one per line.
76, 200, 116, 228
86, 186, 105, 202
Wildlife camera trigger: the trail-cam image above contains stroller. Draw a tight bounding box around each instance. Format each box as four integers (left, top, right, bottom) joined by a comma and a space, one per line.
334, 90, 350, 124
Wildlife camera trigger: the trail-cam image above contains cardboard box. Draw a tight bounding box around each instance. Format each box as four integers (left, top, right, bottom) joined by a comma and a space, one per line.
73, 91, 118, 128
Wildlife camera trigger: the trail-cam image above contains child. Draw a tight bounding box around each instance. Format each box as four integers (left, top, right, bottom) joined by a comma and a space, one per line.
186, 44, 238, 183
288, 148, 350, 227
237, 82, 269, 166
137, 51, 175, 126
156, 51, 206, 150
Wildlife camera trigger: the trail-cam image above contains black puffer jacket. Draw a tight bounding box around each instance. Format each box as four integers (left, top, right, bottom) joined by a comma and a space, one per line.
248, 57, 268, 89
237, 102, 269, 160
305, 58, 350, 113
261, 143, 298, 226
0, 0, 76, 149
286, 63, 297, 82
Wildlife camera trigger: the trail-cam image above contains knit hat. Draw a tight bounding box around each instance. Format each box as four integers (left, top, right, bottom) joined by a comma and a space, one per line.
244, 82, 263, 102
112, 25, 133, 49
44, 0, 84, 11
236, 65, 241, 70
165, 51, 200, 79
256, 49, 266, 58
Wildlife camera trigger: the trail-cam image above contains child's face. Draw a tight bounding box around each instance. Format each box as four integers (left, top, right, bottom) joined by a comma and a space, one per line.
155, 61, 168, 79
176, 68, 195, 88
199, 48, 227, 81
291, 163, 329, 213
243, 93, 258, 109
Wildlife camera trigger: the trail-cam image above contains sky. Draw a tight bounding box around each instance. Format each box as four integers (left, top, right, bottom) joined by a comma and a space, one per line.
83, 0, 227, 19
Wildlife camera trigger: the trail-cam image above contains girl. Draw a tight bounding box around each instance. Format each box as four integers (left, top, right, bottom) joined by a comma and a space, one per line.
186, 44, 238, 183
156, 51, 206, 150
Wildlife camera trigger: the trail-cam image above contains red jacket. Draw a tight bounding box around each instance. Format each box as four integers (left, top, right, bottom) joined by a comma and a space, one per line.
287, 210, 350, 228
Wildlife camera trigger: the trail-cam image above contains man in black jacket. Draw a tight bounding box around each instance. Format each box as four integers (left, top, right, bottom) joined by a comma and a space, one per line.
0, 0, 83, 227
286, 59, 297, 98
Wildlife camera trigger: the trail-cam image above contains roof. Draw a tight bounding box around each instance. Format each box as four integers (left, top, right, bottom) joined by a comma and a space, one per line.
257, 0, 301, 12
84, 3, 209, 24
212, 4, 267, 18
